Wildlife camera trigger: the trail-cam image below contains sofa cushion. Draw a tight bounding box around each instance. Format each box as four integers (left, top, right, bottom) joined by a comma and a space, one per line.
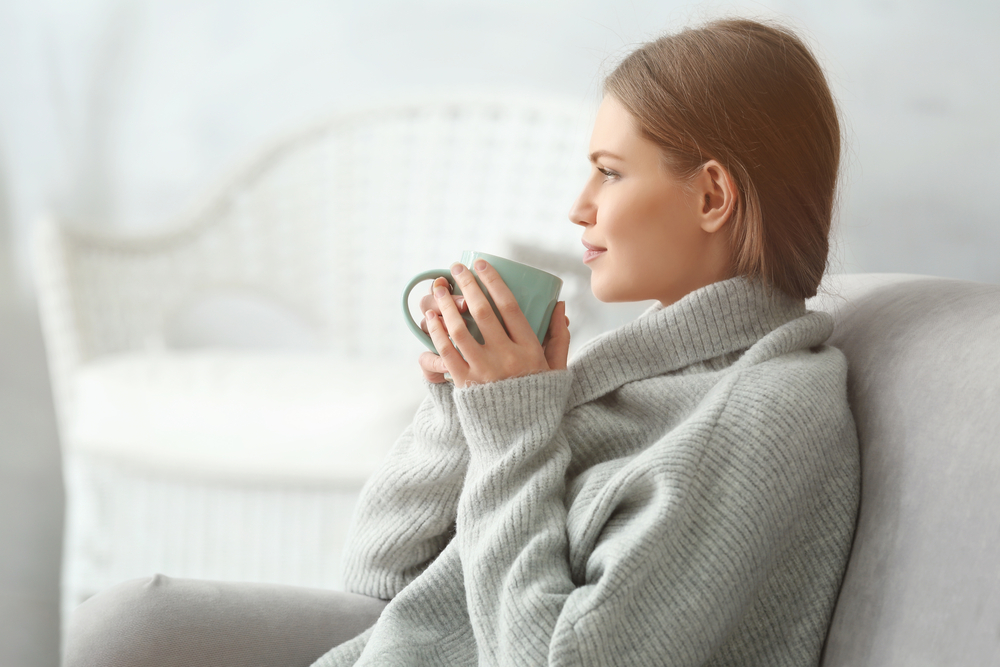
809, 274, 1000, 666
67, 351, 427, 486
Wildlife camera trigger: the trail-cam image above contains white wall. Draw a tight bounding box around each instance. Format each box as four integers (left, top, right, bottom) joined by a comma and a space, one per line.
0, 0, 997, 294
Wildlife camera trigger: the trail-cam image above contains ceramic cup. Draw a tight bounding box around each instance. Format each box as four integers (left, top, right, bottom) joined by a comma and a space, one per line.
402, 251, 563, 354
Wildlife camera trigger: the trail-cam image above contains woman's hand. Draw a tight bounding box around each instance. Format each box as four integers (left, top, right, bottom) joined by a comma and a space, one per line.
420, 259, 570, 388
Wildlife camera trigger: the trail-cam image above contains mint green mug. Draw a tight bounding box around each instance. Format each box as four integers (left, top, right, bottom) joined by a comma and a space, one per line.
402, 251, 563, 354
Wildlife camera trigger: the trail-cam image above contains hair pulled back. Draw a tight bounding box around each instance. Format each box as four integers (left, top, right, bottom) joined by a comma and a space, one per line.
605, 18, 841, 299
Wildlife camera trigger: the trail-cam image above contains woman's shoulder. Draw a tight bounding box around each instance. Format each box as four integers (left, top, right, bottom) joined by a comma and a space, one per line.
729, 340, 850, 413
713, 333, 856, 462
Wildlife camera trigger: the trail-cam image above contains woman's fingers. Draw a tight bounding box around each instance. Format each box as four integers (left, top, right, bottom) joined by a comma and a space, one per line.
419, 279, 465, 333
469, 260, 538, 344
444, 263, 508, 344
542, 301, 571, 371
419, 280, 465, 314
418, 351, 449, 383
425, 309, 468, 381
433, 281, 479, 361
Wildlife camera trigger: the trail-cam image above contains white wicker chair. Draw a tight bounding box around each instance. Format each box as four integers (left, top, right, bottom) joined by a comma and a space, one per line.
33, 95, 602, 625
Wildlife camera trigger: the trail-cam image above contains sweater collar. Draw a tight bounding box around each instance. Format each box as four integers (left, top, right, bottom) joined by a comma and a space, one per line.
566, 277, 806, 409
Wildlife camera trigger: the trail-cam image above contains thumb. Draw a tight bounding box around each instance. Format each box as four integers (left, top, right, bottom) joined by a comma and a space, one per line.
544, 301, 571, 371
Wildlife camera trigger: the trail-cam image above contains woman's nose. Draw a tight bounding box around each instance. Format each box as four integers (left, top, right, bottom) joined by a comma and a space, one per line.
568, 189, 595, 228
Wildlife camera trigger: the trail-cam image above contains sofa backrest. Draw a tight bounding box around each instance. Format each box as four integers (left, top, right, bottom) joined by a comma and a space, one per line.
808, 274, 1000, 665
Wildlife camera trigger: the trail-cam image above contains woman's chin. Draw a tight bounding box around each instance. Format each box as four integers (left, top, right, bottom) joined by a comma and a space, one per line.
590, 273, 650, 304
590, 278, 628, 304
589, 276, 613, 303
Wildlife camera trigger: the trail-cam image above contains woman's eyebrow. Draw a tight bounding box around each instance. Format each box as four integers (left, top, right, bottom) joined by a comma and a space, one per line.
589, 150, 624, 163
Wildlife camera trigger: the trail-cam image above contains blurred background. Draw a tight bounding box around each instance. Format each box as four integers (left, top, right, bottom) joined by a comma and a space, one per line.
0, 0, 997, 664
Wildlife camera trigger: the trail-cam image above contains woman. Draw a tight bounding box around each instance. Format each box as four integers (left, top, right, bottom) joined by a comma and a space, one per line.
64, 17, 859, 667
327, 16, 859, 666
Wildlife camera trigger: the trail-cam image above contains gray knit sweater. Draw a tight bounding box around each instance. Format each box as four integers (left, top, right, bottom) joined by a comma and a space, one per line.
312, 277, 860, 667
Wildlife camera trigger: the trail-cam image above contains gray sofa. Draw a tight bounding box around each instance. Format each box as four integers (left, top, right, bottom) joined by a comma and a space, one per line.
810, 273, 1000, 665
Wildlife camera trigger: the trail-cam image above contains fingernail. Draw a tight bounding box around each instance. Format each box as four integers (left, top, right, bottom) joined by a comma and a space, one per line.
434, 285, 447, 298
474, 259, 487, 271
456, 296, 466, 311
451, 263, 465, 275
425, 310, 436, 322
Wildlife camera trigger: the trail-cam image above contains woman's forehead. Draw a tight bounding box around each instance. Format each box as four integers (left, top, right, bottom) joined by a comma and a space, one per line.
590, 97, 659, 164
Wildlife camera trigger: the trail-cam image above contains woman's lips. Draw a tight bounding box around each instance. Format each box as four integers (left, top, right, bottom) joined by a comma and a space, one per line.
582, 240, 607, 264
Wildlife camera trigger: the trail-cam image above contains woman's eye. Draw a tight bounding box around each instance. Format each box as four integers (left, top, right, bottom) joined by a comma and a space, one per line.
597, 167, 619, 181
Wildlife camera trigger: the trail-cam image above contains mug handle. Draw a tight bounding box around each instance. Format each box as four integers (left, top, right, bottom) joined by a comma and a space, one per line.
402, 270, 457, 353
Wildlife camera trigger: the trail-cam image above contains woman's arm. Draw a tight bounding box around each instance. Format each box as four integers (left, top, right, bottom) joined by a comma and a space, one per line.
345, 257, 564, 601
340, 380, 468, 600
452, 370, 578, 664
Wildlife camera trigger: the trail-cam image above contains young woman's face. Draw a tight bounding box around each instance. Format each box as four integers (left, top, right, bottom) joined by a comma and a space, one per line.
569, 96, 732, 306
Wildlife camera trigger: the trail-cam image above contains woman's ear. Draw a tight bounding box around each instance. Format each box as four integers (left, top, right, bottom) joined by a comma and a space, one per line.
695, 160, 737, 233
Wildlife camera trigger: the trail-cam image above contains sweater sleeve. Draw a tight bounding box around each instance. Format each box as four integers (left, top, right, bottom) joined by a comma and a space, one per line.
340, 380, 468, 600
452, 370, 581, 665
452, 366, 857, 667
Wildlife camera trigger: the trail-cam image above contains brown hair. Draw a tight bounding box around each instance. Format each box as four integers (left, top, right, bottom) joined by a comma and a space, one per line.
605, 18, 841, 299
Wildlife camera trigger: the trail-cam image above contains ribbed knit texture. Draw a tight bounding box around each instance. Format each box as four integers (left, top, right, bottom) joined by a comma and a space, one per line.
313, 277, 860, 667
